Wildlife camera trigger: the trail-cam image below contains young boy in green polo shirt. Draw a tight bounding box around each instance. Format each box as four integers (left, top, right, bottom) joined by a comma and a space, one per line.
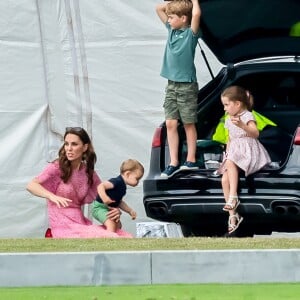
156, 0, 201, 178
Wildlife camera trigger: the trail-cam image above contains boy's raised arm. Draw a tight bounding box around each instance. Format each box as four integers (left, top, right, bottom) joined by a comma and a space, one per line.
191, 0, 201, 34
156, 2, 170, 24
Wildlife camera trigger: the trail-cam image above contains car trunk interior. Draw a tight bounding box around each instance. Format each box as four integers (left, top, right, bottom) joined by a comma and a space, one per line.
178, 70, 300, 170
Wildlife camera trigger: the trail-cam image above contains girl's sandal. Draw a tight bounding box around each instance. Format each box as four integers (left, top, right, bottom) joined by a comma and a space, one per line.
223, 195, 240, 211
228, 214, 244, 234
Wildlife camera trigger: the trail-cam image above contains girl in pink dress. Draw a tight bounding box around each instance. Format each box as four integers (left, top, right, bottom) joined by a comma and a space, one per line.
219, 86, 271, 234
27, 127, 132, 238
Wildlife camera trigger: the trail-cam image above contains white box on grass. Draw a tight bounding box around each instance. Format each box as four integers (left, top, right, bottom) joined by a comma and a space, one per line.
136, 222, 183, 238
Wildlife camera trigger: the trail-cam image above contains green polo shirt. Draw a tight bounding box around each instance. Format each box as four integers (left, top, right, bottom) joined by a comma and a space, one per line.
160, 22, 200, 83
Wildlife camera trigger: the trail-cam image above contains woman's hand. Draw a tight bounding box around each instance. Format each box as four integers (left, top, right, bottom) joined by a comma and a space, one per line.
26, 178, 72, 208
49, 194, 72, 208
107, 207, 121, 222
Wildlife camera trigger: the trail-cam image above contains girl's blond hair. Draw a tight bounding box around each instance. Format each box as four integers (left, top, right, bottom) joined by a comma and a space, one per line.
221, 85, 254, 111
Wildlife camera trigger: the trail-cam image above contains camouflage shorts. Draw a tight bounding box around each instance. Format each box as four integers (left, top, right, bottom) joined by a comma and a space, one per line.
163, 80, 198, 124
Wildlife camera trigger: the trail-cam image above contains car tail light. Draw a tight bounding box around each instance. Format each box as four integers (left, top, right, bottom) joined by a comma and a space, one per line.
152, 127, 162, 148
295, 127, 300, 145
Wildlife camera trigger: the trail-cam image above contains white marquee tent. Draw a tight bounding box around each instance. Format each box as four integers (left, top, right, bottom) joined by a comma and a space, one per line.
0, 0, 220, 237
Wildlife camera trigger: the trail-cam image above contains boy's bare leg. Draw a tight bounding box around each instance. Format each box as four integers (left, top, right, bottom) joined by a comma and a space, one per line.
184, 123, 197, 162
166, 119, 179, 166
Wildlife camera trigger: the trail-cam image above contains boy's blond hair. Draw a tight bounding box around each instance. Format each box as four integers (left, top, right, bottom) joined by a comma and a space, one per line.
120, 159, 144, 176
166, 0, 193, 24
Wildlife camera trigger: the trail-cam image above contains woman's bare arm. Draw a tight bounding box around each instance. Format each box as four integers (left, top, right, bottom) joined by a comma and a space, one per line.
26, 178, 72, 208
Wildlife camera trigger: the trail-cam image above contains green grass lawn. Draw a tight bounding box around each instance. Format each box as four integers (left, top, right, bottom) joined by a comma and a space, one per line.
0, 237, 299, 252
1, 238, 299, 299
1, 283, 300, 300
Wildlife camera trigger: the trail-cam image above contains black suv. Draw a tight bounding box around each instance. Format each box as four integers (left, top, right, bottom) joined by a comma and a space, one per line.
143, 0, 300, 237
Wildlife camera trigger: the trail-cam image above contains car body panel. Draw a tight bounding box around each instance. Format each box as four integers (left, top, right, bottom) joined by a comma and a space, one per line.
200, 0, 300, 64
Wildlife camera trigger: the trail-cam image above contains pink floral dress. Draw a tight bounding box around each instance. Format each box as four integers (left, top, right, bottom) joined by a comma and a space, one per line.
37, 162, 132, 238
223, 110, 271, 176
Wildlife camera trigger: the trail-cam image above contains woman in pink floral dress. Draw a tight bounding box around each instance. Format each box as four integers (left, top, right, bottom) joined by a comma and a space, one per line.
219, 86, 271, 234
27, 127, 132, 238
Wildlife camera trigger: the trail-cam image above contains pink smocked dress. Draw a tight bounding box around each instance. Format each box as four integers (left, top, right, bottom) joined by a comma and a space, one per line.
224, 110, 271, 176
37, 162, 132, 238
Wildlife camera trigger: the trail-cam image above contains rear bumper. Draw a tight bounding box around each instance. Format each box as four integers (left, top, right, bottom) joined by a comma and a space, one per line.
144, 194, 300, 221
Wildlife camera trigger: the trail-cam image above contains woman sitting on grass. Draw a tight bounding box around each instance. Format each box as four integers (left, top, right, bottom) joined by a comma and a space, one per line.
26, 127, 132, 238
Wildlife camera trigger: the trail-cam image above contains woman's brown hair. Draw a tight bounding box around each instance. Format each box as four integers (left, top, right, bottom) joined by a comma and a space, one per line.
58, 127, 97, 185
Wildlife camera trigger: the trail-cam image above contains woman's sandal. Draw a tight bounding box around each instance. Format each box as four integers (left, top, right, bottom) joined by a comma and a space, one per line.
228, 214, 244, 234
223, 195, 240, 211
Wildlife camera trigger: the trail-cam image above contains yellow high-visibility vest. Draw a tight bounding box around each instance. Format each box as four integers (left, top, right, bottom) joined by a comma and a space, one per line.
212, 110, 277, 144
